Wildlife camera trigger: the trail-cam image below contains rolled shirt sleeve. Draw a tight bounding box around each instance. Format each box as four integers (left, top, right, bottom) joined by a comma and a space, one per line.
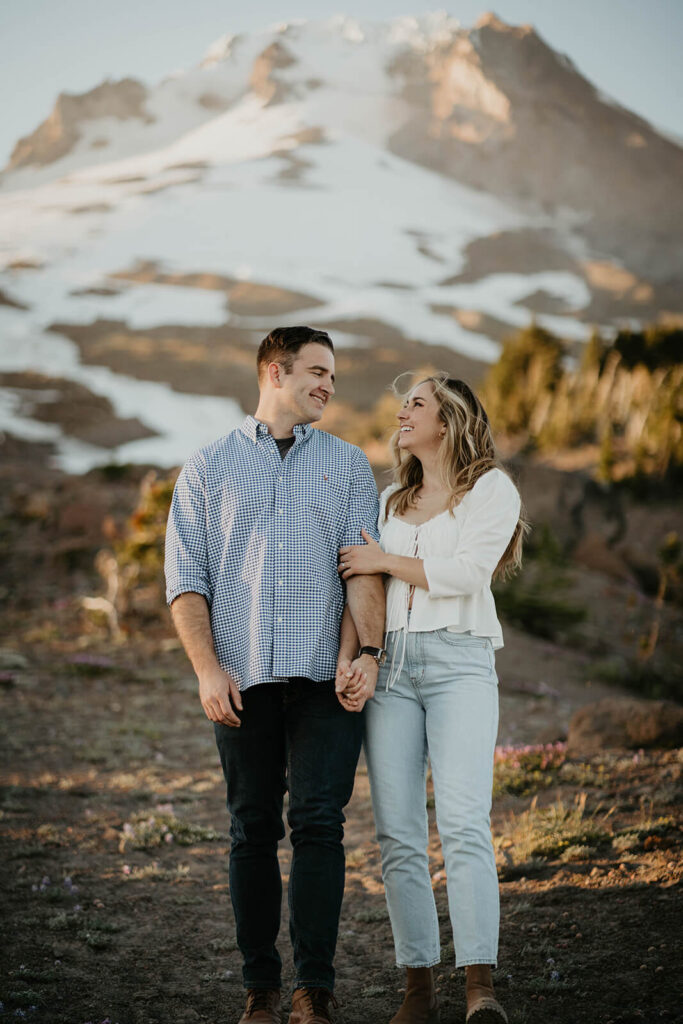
165, 454, 213, 606
340, 448, 380, 546
423, 469, 521, 599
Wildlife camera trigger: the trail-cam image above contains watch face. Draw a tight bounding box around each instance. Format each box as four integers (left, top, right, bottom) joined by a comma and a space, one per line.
377, 650, 387, 666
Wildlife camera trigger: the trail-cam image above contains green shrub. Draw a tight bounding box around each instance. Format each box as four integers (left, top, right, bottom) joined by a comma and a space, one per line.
482, 323, 683, 485
590, 657, 683, 702
494, 573, 586, 640
493, 742, 568, 797
484, 324, 564, 437
614, 326, 683, 371
115, 472, 176, 576
87, 471, 177, 632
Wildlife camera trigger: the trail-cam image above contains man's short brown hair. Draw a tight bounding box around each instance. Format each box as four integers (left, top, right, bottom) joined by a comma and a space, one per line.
256, 326, 334, 379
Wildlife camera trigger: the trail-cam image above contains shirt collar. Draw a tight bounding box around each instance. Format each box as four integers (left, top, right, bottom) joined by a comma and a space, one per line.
240, 415, 314, 446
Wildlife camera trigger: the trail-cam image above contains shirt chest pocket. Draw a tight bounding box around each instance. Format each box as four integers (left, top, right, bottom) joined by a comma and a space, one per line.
217, 489, 270, 536
303, 478, 349, 532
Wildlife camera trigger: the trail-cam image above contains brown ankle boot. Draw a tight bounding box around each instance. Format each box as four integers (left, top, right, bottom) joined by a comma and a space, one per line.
288, 987, 338, 1023
465, 965, 507, 1023
237, 987, 281, 1023
389, 967, 439, 1023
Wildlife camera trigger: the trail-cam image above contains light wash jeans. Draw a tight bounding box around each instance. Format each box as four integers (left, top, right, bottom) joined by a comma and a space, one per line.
364, 628, 500, 969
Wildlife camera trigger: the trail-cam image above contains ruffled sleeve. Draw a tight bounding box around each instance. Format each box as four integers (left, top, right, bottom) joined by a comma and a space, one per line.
378, 483, 399, 530
422, 470, 520, 598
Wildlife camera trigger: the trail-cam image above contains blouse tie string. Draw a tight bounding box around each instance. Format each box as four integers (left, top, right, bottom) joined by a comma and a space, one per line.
385, 523, 418, 690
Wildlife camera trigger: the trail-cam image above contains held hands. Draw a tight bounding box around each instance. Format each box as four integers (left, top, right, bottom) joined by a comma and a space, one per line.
338, 529, 386, 579
335, 654, 379, 713
198, 665, 243, 727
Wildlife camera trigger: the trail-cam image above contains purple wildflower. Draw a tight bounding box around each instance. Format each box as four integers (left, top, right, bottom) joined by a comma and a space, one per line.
68, 653, 115, 668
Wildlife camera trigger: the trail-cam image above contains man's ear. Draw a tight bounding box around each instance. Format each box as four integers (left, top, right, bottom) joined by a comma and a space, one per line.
268, 361, 283, 388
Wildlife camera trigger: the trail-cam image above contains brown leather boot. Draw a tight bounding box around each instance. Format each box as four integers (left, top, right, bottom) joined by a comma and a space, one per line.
389, 967, 439, 1023
288, 987, 338, 1023
465, 965, 507, 1023
237, 988, 282, 1023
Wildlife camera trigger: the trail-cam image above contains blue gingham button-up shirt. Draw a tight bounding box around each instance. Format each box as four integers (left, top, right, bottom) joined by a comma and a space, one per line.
165, 416, 380, 690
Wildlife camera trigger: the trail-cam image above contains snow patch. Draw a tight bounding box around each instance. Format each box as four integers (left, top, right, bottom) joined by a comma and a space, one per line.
0, 306, 244, 472
201, 33, 239, 68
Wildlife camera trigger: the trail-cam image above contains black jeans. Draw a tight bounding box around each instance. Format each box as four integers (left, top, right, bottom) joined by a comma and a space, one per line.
214, 678, 363, 992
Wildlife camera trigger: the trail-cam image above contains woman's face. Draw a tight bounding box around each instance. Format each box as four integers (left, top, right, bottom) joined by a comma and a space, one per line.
396, 381, 445, 454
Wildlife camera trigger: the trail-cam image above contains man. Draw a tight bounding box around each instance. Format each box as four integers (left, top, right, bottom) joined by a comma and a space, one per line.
165, 326, 386, 1024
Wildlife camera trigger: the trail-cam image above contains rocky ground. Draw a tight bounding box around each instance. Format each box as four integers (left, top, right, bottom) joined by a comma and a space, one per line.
0, 449, 681, 1024
0, 638, 681, 1024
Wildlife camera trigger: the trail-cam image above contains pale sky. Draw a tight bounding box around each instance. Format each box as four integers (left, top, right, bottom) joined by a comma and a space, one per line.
2, 0, 681, 167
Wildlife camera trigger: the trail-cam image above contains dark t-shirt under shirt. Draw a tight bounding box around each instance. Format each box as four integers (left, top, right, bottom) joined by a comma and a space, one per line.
275, 436, 296, 459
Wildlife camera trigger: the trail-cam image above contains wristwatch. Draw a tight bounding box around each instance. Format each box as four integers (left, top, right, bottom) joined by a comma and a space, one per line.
359, 645, 387, 667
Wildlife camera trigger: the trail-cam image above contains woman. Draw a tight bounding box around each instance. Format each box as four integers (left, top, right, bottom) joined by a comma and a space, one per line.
336, 374, 527, 1024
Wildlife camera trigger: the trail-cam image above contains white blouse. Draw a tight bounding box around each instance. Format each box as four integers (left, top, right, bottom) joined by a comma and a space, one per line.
380, 468, 521, 650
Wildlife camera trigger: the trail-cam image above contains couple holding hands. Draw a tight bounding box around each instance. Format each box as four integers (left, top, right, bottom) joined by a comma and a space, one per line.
165, 326, 525, 1024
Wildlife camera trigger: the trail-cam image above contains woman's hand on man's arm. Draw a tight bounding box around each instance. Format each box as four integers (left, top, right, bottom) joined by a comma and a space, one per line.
339, 529, 429, 590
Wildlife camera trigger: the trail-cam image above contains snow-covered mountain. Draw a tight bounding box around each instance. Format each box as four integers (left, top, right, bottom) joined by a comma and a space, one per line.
1, 12, 681, 472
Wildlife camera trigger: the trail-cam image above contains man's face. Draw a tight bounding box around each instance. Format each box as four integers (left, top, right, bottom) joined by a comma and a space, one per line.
276, 343, 336, 424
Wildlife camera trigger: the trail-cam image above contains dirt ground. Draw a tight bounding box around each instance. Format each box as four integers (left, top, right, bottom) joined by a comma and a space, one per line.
0, 448, 680, 1024
1, 633, 681, 1024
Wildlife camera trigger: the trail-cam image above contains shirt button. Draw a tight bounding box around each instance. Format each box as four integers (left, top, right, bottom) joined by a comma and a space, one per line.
278, 542, 283, 549
278, 508, 284, 514
278, 579, 283, 586
277, 616, 283, 623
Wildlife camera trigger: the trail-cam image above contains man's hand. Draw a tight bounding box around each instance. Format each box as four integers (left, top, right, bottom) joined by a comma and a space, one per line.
170, 594, 242, 725
335, 656, 362, 710
335, 654, 379, 713
198, 665, 243, 727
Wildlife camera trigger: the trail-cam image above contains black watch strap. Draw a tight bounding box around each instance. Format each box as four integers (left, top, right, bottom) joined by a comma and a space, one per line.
359, 645, 387, 666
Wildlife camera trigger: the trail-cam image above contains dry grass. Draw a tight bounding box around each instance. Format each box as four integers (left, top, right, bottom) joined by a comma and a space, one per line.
495, 793, 614, 868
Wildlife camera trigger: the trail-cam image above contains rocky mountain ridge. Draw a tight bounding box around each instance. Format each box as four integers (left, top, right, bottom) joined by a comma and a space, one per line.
5, 13, 683, 280
7, 79, 151, 173
1, 12, 681, 473
388, 13, 683, 279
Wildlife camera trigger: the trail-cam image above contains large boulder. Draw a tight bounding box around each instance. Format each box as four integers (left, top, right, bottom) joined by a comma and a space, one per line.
567, 697, 683, 756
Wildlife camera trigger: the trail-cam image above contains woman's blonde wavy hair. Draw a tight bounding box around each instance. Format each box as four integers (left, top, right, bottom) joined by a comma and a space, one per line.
386, 373, 529, 580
